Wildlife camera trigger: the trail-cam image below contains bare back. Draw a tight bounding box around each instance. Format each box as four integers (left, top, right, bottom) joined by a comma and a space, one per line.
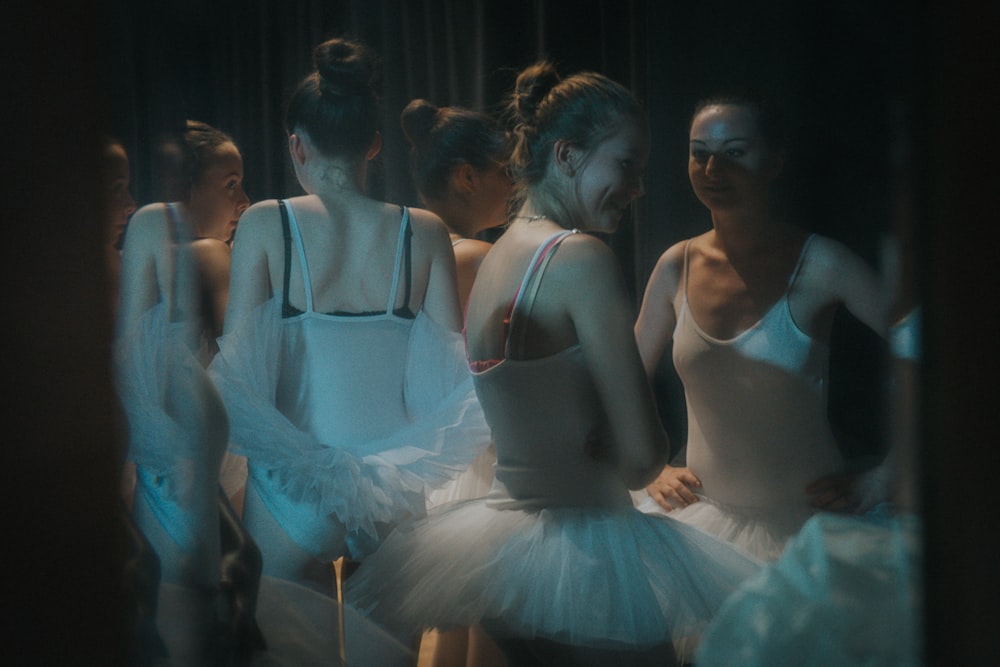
226, 194, 460, 333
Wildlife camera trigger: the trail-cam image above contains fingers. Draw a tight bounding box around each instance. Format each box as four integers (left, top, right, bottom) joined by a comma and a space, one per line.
650, 483, 699, 512
806, 473, 856, 512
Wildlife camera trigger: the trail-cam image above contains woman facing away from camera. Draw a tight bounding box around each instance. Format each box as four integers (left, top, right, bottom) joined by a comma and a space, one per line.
399, 99, 513, 667
209, 35, 491, 606
346, 61, 761, 667
632, 93, 889, 562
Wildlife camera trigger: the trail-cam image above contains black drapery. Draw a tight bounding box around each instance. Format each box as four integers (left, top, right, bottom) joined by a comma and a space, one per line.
104, 0, 913, 460
11, 1, 1000, 665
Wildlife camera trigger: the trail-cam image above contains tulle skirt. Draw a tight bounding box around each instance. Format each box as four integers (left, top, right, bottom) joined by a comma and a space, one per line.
634, 492, 816, 561
346, 497, 762, 650
695, 510, 922, 666
209, 298, 492, 559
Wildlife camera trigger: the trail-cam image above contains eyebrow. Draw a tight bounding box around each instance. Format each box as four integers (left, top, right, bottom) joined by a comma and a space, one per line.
690, 137, 751, 145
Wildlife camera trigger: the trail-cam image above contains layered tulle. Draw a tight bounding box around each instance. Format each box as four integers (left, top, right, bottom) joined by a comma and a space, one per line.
634, 492, 816, 561
114, 301, 205, 474
346, 499, 762, 650
695, 510, 922, 667
209, 297, 492, 550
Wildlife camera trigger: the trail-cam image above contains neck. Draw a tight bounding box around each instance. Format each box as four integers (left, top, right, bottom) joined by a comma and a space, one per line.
708, 199, 781, 253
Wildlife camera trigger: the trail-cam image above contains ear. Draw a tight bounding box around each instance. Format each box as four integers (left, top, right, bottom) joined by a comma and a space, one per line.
553, 139, 578, 176
450, 163, 479, 194
288, 133, 307, 166
366, 131, 383, 161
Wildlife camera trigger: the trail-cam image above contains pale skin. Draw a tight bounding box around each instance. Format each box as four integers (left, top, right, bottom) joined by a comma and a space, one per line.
465, 116, 677, 667
116, 159, 248, 600
225, 130, 460, 334
419, 156, 512, 667
224, 129, 461, 588
466, 116, 668, 493
634, 103, 888, 513
420, 160, 512, 310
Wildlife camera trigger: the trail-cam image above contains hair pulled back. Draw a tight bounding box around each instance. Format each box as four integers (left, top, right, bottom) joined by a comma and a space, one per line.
400, 99, 510, 202
506, 61, 642, 190
691, 89, 790, 152
153, 120, 233, 202
285, 37, 380, 160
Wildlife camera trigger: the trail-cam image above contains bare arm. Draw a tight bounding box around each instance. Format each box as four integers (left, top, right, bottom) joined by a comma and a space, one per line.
191, 239, 232, 339
452, 238, 492, 312
410, 209, 463, 333
223, 202, 281, 334
800, 237, 891, 511
634, 242, 703, 509
116, 204, 168, 339
634, 242, 685, 378
560, 237, 670, 489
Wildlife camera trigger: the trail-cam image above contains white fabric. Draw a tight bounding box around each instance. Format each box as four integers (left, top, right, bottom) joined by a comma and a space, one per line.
637, 236, 848, 560
347, 231, 761, 649
209, 204, 491, 560
695, 511, 922, 667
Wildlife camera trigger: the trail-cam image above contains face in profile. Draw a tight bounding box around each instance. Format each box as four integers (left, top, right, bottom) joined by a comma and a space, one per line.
187, 142, 250, 242
688, 104, 782, 211
105, 143, 136, 247
474, 160, 514, 229
570, 116, 649, 233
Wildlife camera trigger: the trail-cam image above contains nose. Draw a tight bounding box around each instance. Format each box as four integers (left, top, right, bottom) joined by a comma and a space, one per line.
705, 153, 725, 176
124, 192, 137, 217
236, 186, 250, 215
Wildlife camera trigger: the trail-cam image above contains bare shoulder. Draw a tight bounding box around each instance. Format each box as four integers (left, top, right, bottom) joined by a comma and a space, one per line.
550, 232, 621, 278
405, 206, 452, 250
232, 199, 282, 247
453, 238, 493, 264
802, 234, 871, 279
406, 206, 448, 233
124, 203, 171, 244
191, 237, 231, 264
644, 238, 689, 296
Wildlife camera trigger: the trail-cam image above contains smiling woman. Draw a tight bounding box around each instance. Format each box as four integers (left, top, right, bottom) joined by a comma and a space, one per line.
632, 93, 890, 563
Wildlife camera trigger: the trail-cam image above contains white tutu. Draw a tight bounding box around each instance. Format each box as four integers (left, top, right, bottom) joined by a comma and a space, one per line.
695, 510, 922, 666
346, 496, 761, 650
634, 492, 815, 561
209, 297, 492, 555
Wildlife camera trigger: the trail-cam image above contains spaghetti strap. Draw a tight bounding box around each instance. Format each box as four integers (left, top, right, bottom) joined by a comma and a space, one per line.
280, 200, 314, 314
386, 207, 411, 316
786, 234, 815, 290
164, 203, 186, 323
505, 230, 577, 359
681, 239, 693, 307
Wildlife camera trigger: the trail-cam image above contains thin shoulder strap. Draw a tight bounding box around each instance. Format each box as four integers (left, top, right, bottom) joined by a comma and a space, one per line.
279, 200, 313, 315
506, 229, 577, 359
787, 233, 815, 290
164, 203, 184, 322
386, 206, 412, 315
681, 239, 693, 306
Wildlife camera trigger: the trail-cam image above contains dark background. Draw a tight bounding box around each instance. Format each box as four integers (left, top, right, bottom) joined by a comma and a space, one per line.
5, 0, 998, 664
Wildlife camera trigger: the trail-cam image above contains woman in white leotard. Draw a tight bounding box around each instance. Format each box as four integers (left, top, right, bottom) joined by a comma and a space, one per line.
209, 37, 490, 601
346, 61, 761, 667
115, 120, 251, 664
633, 93, 889, 561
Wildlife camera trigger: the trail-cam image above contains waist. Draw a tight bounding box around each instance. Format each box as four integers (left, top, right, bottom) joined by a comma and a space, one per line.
487, 465, 630, 511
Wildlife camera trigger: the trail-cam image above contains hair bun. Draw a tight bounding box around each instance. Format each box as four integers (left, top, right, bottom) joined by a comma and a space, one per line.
400, 99, 440, 145
313, 38, 377, 97
512, 61, 561, 124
